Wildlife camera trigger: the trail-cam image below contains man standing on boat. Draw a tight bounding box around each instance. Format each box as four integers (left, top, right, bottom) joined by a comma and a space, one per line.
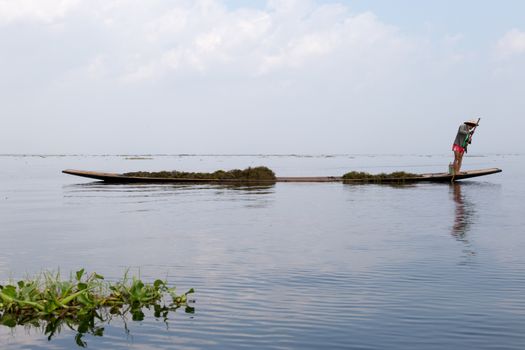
451, 118, 480, 175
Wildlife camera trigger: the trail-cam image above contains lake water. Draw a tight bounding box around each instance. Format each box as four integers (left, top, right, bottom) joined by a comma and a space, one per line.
1, 154, 524, 349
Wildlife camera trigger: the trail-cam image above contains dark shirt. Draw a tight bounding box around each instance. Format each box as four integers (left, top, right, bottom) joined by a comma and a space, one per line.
453, 124, 470, 151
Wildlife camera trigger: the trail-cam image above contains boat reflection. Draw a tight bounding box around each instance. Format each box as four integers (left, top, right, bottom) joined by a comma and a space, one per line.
62, 182, 275, 211
64, 181, 275, 193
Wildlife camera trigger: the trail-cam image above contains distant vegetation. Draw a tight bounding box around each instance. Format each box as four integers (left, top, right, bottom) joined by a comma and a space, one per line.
342, 171, 420, 182
0, 269, 194, 347
124, 166, 276, 181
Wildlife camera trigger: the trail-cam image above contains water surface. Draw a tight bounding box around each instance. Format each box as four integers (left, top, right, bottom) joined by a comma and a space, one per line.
1, 154, 524, 349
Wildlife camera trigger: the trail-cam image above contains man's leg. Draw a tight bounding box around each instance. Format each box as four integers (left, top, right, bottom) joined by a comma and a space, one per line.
453, 151, 458, 174
457, 152, 464, 173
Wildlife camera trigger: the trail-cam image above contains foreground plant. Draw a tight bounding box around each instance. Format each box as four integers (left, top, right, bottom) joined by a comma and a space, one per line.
0, 269, 194, 347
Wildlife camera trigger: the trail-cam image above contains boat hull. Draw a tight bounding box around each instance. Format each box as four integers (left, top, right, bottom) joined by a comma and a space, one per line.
62, 168, 502, 184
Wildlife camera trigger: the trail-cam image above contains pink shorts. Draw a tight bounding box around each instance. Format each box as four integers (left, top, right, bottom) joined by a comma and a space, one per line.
452, 144, 465, 153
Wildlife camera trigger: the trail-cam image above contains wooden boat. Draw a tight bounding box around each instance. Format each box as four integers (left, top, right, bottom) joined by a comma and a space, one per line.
62, 168, 502, 184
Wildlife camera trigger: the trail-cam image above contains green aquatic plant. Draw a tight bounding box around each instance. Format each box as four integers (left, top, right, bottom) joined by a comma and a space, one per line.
124, 156, 153, 160
342, 171, 421, 182
0, 269, 194, 347
124, 166, 276, 181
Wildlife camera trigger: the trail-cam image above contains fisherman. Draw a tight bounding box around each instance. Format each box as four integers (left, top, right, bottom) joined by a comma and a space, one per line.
451, 119, 479, 175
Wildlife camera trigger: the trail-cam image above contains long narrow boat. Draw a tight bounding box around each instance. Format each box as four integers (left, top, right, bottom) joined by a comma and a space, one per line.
62, 168, 502, 184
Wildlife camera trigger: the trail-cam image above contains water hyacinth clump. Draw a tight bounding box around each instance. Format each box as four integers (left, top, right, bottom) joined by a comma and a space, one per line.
342, 171, 421, 182
124, 166, 276, 181
0, 269, 194, 346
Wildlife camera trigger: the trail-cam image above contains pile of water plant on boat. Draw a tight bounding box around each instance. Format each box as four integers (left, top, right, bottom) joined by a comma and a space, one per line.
123, 166, 276, 181
342, 171, 421, 183
0, 269, 194, 346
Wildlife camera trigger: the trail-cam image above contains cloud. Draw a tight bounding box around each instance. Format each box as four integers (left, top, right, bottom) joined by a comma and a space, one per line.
495, 28, 525, 59
70, 1, 412, 83
0, 0, 79, 24
258, 11, 408, 74
2, 0, 504, 154
0, 0, 418, 83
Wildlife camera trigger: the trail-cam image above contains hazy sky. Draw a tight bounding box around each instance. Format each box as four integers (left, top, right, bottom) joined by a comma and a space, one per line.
1, 0, 524, 154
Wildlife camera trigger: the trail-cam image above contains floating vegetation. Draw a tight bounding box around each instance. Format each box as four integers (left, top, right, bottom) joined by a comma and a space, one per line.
342, 171, 421, 183
0, 269, 194, 347
124, 166, 276, 181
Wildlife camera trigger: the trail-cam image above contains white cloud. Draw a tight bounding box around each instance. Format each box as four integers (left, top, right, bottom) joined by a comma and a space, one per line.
4, 0, 423, 87
3, 0, 504, 154
0, 0, 79, 24
0, 1, 459, 92
144, 8, 190, 43
495, 28, 525, 59
87, 55, 106, 78
83, 2, 411, 82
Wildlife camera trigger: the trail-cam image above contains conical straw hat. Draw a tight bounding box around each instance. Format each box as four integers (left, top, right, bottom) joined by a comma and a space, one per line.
464, 119, 478, 126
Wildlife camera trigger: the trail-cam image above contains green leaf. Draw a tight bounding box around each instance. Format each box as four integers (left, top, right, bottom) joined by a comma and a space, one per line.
136, 281, 145, 290
1, 315, 17, 327
60, 288, 90, 306
77, 293, 91, 306
76, 269, 85, 281
109, 305, 121, 314
44, 300, 59, 313
153, 279, 164, 289
93, 326, 104, 337
17, 281, 25, 289
94, 273, 104, 280
77, 283, 88, 291
131, 309, 145, 321
75, 333, 87, 348
77, 319, 89, 333
13, 299, 45, 311
2, 285, 16, 298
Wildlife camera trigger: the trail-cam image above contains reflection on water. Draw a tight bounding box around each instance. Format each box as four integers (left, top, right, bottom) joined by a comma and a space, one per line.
0, 305, 194, 348
450, 183, 475, 239
450, 183, 477, 259
64, 182, 275, 192
63, 182, 276, 211
64, 182, 275, 197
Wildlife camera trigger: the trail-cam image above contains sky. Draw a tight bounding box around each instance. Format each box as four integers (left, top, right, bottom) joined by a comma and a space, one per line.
1, 0, 524, 155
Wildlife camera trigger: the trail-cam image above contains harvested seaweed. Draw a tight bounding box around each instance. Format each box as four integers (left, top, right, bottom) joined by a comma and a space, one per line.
342, 171, 421, 182
124, 166, 276, 181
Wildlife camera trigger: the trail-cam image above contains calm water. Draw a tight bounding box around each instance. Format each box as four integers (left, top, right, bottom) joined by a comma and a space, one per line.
1, 154, 524, 349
